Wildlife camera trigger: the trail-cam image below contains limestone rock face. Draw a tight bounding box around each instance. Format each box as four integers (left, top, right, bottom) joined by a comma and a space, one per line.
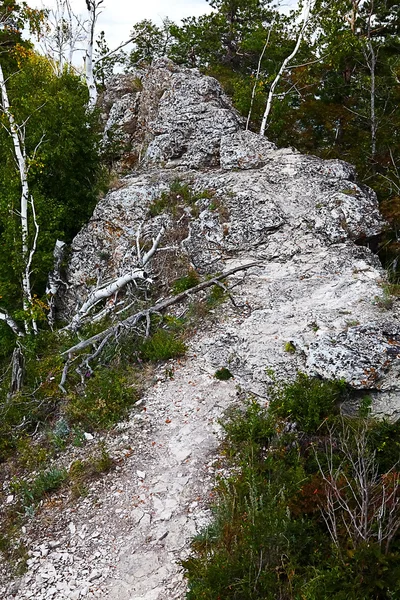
66, 64, 399, 417
99, 59, 242, 169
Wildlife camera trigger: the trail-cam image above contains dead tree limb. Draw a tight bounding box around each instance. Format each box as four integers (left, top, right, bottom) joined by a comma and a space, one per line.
0, 310, 24, 337
62, 261, 261, 359
66, 224, 165, 332
9, 343, 25, 396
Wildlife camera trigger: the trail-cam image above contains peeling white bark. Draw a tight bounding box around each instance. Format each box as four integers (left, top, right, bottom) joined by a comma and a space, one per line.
246, 18, 275, 131
62, 261, 261, 358
46, 239, 67, 330
84, 0, 102, 109
260, 0, 314, 136
0, 63, 39, 334
0, 311, 24, 337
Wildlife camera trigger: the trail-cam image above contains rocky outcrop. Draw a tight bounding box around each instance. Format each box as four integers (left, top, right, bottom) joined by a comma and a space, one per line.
100, 60, 242, 169
69, 61, 399, 416
3, 61, 400, 600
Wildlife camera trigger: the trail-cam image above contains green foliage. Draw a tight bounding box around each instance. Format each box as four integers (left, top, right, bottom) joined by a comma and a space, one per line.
68, 443, 114, 497
148, 179, 206, 218
128, 18, 174, 66
284, 340, 296, 353
139, 328, 186, 362
269, 372, 345, 434
0, 50, 105, 325
184, 376, 400, 599
10, 466, 67, 510
65, 367, 141, 431
171, 269, 200, 294
214, 367, 233, 380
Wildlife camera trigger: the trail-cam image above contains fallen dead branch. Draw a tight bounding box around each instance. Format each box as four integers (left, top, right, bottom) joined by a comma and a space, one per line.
59, 261, 261, 388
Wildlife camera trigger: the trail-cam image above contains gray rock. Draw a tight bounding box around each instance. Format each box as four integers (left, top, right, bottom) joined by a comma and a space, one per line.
62, 63, 399, 415
142, 59, 242, 168
220, 130, 276, 170
306, 321, 400, 389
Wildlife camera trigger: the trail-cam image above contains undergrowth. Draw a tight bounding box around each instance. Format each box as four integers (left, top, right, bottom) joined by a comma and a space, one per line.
183, 374, 400, 599
148, 179, 212, 218
0, 265, 229, 569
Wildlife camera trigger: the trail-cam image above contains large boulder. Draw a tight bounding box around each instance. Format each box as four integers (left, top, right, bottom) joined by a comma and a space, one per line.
66, 64, 399, 417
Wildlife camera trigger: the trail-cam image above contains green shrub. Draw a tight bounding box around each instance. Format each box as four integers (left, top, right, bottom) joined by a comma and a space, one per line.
69, 443, 114, 497
184, 377, 400, 600
66, 367, 141, 430
269, 373, 346, 433
148, 179, 211, 218
214, 367, 233, 380
10, 467, 68, 509
139, 329, 186, 362
284, 341, 296, 353
171, 269, 200, 294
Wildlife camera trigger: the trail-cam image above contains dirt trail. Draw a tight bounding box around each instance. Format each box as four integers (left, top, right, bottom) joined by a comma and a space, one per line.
4, 345, 237, 600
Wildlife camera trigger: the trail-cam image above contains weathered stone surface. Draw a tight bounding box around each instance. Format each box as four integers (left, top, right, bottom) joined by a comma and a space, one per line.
306, 321, 400, 390
220, 130, 276, 170
142, 60, 242, 168
98, 60, 243, 170
5, 60, 399, 600
63, 65, 397, 413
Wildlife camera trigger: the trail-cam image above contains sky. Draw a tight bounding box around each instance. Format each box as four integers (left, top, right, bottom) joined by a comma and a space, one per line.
32, 0, 214, 51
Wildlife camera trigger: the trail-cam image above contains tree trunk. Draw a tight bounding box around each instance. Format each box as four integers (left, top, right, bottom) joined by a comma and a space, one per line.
9, 345, 25, 396
260, 0, 313, 136
0, 63, 38, 334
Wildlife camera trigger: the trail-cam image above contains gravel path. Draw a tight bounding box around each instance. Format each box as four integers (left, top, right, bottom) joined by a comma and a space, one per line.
2, 349, 237, 600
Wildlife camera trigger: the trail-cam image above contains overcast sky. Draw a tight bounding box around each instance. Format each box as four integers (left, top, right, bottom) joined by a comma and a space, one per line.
32, 0, 214, 51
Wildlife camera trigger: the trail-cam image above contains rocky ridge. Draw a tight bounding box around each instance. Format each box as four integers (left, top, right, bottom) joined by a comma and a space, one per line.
1, 59, 399, 599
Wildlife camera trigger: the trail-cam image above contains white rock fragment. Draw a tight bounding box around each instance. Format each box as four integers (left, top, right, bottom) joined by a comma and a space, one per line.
68, 522, 76, 535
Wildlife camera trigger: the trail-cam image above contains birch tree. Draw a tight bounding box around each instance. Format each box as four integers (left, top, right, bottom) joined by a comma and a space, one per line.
259, 0, 314, 136
84, 0, 135, 108
0, 62, 40, 334
40, 0, 87, 76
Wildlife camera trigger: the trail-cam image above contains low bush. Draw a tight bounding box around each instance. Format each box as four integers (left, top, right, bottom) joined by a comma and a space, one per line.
139, 328, 187, 362
171, 269, 200, 294
184, 374, 400, 599
214, 367, 233, 380
66, 367, 141, 430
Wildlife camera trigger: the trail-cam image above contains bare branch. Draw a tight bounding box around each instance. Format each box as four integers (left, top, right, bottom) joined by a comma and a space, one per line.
61, 261, 261, 357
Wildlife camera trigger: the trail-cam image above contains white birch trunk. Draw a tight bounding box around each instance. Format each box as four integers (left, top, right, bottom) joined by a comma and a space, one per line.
85, 0, 101, 109
0, 311, 24, 337
246, 20, 275, 130
0, 63, 38, 334
260, 0, 314, 136
46, 239, 66, 330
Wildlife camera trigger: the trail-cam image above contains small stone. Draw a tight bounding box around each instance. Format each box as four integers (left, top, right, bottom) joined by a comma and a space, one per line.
136, 470, 146, 479
6, 494, 14, 504
68, 522, 76, 535
84, 432, 94, 441
88, 569, 101, 582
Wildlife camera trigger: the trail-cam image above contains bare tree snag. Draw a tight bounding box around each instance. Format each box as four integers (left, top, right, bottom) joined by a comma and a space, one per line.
85, 0, 103, 108
0, 311, 24, 337
66, 224, 165, 332
46, 239, 67, 330
315, 420, 400, 555
61, 261, 261, 362
9, 344, 25, 396
246, 18, 275, 130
